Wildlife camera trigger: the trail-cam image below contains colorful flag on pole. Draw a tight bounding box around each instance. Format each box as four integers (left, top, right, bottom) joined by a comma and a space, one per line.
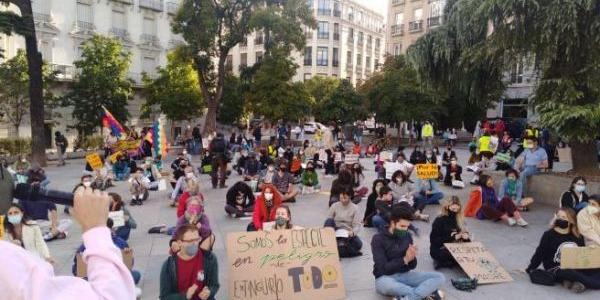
153, 118, 168, 157
101, 106, 125, 138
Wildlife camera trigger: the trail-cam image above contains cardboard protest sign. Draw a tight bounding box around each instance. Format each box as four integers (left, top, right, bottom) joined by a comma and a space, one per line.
444, 242, 513, 284
112, 140, 140, 152
333, 152, 343, 163
226, 228, 346, 300
344, 154, 359, 164
108, 151, 121, 163
76, 249, 133, 278
561, 247, 600, 269
108, 210, 125, 227
318, 149, 327, 162
416, 164, 439, 180
379, 151, 393, 162
384, 162, 402, 179
85, 153, 104, 170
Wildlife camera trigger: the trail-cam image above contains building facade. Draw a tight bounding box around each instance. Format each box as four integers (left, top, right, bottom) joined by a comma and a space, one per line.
226, 0, 386, 86
386, 0, 446, 55
0, 0, 185, 143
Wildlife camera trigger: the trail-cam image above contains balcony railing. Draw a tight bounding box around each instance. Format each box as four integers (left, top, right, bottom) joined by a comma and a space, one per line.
408, 20, 423, 33
391, 24, 404, 36
333, 32, 339, 40
332, 60, 339, 67
111, 0, 133, 4
140, 34, 160, 46
333, 10, 341, 17
50, 64, 76, 81
166, 1, 179, 14
139, 0, 163, 11
392, 0, 405, 5
428, 16, 441, 27
110, 28, 130, 41
74, 21, 95, 32
317, 9, 331, 16
318, 32, 329, 39
33, 13, 52, 23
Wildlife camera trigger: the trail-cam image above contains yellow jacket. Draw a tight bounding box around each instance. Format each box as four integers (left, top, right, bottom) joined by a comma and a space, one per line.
422, 124, 434, 138
478, 136, 491, 152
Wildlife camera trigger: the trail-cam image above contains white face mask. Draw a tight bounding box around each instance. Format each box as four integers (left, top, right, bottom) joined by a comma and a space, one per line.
186, 172, 195, 179
268, 166, 274, 172
574, 184, 586, 193
83, 181, 92, 187
264, 193, 273, 201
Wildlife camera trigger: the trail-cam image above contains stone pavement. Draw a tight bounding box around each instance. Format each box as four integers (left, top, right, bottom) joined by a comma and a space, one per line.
42, 149, 599, 300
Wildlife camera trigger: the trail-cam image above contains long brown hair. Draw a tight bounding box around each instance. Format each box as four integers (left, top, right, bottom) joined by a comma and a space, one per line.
440, 196, 465, 230
552, 208, 580, 237
276, 205, 293, 229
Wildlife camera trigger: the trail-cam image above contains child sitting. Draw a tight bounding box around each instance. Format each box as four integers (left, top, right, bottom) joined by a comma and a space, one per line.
301, 161, 320, 194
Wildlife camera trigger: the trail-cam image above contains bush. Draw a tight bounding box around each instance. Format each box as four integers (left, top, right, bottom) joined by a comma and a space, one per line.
0, 137, 31, 156
75, 135, 104, 151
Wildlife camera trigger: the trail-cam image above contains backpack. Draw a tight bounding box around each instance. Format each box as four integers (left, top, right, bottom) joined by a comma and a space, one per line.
211, 138, 226, 154
336, 237, 362, 258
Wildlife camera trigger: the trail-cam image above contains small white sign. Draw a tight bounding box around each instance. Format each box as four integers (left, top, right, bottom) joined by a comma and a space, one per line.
108, 210, 125, 227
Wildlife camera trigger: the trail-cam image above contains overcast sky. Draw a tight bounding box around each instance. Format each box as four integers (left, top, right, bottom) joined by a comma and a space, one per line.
354, 0, 388, 19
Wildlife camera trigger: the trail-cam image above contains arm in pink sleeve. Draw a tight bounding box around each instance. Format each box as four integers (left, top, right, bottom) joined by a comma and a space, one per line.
0, 227, 135, 300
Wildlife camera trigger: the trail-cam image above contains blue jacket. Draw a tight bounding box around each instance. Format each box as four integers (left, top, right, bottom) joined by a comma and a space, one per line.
498, 178, 523, 204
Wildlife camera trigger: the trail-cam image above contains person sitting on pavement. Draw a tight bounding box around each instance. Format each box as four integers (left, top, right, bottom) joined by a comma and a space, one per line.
258, 161, 277, 190
363, 179, 387, 227
412, 178, 444, 219
268, 205, 303, 231
129, 168, 149, 206
26, 164, 50, 188
465, 174, 528, 227
429, 196, 471, 270
441, 145, 457, 167
577, 195, 600, 247
560, 176, 590, 212
171, 166, 198, 207
371, 205, 446, 300
516, 136, 549, 195
527, 207, 600, 293
172, 197, 214, 251
393, 153, 415, 178
72, 218, 141, 285
409, 146, 424, 165
300, 160, 320, 194
11, 155, 30, 183
325, 186, 363, 256
443, 157, 464, 188
243, 152, 260, 181
499, 168, 534, 211
108, 193, 137, 241
272, 160, 299, 203
330, 170, 361, 206
159, 224, 219, 300
225, 181, 255, 218
112, 154, 131, 181
176, 179, 205, 218
3, 203, 54, 263
248, 184, 282, 231
141, 157, 162, 191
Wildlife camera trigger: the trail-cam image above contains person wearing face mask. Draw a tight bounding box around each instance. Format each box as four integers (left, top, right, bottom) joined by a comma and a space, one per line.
225, 182, 255, 218
372, 205, 446, 300
171, 166, 198, 207
301, 161, 320, 194
272, 161, 299, 203
248, 185, 282, 231
108, 193, 137, 241
172, 198, 213, 248
129, 168, 149, 206
3, 203, 53, 263
243, 152, 260, 181
443, 158, 463, 188
364, 179, 387, 227
516, 136, 549, 196
430, 196, 470, 269
325, 187, 363, 256
527, 208, 600, 293
441, 146, 456, 167
258, 162, 277, 190
577, 195, 600, 247
270, 205, 303, 231
74, 174, 96, 192
560, 176, 590, 212
499, 169, 534, 211
465, 174, 528, 226
160, 224, 219, 300
409, 146, 423, 165
176, 180, 204, 218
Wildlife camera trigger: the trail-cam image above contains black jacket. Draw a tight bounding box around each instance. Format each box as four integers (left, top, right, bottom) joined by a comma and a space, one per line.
226, 182, 255, 208
371, 230, 417, 278
443, 165, 462, 185
527, 229, 584, 272
375, 199, 394, 222
363, 192, 378, 226
560, 190, 589, 210
429, 215, 468, 256
442, 151, 456, 165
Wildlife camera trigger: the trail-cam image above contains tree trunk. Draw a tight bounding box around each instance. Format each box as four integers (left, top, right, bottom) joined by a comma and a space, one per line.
570, 141, 600, 176
20, 1, 46, 166
13, 124, 19, 137
203, 100, 218, 135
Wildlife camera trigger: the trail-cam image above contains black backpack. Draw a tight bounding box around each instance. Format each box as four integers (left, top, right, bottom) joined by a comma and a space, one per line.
336, 237, 362, 258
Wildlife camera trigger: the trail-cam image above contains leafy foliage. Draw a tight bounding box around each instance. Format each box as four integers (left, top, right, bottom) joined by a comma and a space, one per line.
63, 35, 132, 137
316, 79, 366, 124
303, 76, 340, 116
142, 51, 204, 122
218, 74, 246, 125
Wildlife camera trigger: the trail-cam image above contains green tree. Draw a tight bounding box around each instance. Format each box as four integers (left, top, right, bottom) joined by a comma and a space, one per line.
63, 35, 132, 137
171, 0, 314, 134
0, 49, 56, 135
246, 50, 311, 122
303, 76, 339, 116
317, 79, 366, 124
1, 0, 46, 165
218, 74, 246, 125
142, 51, 204, 122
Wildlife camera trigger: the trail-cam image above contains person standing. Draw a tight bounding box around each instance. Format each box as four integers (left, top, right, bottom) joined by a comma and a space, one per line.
253, 124, 262, 147
192, 126, 203, 156
54, 131, 68, 166
421, 121, 434, 147
208, 133, 228, 189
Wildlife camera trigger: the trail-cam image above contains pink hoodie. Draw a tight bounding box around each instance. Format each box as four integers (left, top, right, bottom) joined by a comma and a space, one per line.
0, 227, 135, 300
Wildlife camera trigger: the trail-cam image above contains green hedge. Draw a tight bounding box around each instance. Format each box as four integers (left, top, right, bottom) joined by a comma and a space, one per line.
0, 138, 31, 156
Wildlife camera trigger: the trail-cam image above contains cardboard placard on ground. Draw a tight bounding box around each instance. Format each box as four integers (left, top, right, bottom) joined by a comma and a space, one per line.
226, 227, 346, 300
344, 154, 359, 164
85, 153, 104, 170
444, 242, 513, 284
416, 164, 439, 180
557, 147, 572, 163
108, 210, 125, 227
76, 249, 133, 278
561, 247, 600, 269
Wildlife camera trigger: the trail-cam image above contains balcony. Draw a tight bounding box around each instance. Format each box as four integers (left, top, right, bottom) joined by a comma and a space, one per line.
75, 21, 94, 31
408, 20, 423, 33
317, 33, 329, 40
428, 16, 441, 27
391, 24, 404, 36
333, 10, 341, 17
110, 28, 132, 43
318, 9, 331, 16
333, 32, 339, 41
33, 13, 52, 23
139, 0, 163, 11
140, 33, 160, 48
111, 0, 133, 4
392, 0, 405, 5
50, 64, 76, 81
168, 38, 185, 49
254, 36, 264, 45
332, 60, 339, 67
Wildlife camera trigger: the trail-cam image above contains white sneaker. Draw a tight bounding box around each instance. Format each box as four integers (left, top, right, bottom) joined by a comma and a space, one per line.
517, 218, 528, 227
507, 217, 516, 226
135, 287, 142, 299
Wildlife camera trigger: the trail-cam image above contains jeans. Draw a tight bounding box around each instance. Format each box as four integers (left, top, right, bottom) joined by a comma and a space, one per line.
413, 192, 444, 212
115, 225, 132, 241
520, 166, 539, 196
375, 271, 445, 300
372, 214, 388, 233
131, 270, 141, 285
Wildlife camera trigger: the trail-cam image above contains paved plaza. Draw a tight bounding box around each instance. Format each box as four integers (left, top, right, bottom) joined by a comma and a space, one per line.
42, 148, 598, 300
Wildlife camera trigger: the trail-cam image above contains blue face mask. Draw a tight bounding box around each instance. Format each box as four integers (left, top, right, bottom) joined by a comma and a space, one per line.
8, 214, 22, 225
184, 243, 199, 257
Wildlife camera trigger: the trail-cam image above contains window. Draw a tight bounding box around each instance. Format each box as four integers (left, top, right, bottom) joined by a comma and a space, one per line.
333, 1, 341, 16
256, 51, 263, 63
318, 22, 329, 39
76, 2, 93, 29
306, 0, 313, 9
226, 55, 233, 72
240, 53, 247, 67
357, 31, 363, 44
348, 28, 354, 42
40, 41, 52, 61
348, 6, 354, 21
414, 8, 423, 20
143, 16, 156, 36
333, 23, 340, 40
317, 0, 330, 15
332, 47, 339, 67
240, 37, 248, 47
317, 47, 328, 66
304, 46, 312, 66
395, 13, 404, 25
112, 10, 126, 29
393, 43, 402, 56
374, 59, 379, 68
346, 51, 352, 66
142, 57, 156, 74
305, 25, 313, 38
367, 35, 372, 47
429, 1, 443, 17
375, 38, 381, 49
510, 61, 524, 84
356, 54, 362, 66
365, 56, 371, 68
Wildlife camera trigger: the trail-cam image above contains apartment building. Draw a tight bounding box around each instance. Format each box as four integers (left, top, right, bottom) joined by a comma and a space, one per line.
226, 0, 386, 86
386, 0, 446, 55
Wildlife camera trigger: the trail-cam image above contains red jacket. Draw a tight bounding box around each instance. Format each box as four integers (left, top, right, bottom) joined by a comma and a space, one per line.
252, 185, 282, 230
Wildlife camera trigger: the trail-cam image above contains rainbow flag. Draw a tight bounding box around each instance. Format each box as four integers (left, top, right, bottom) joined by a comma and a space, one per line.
101, 106, 125, 138
152, 119, 168, 157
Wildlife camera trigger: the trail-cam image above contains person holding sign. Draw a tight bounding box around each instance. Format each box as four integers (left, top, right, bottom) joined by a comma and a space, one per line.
372, 206, 446, 300
527, 208, 600, 293
248, 184, 282, 231
429, 196, 471, 270
3, 203, 53, 263
108, 193, 137, 241
159, 224, 219, 300
577, 195, 600, 247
